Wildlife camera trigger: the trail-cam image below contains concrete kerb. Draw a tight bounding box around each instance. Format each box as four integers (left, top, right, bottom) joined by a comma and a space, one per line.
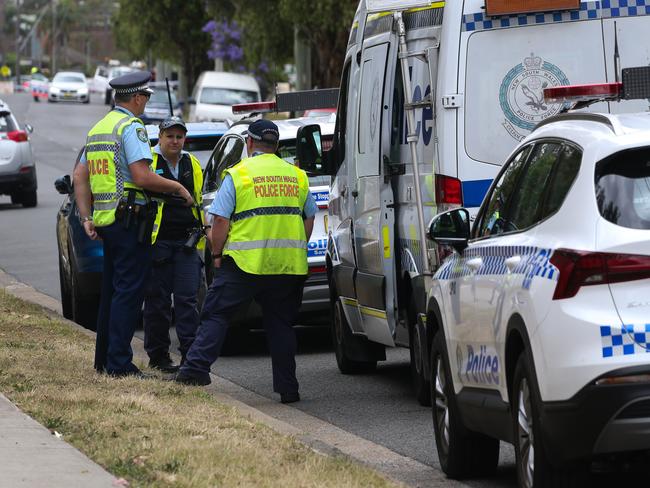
0, 268, 470, 488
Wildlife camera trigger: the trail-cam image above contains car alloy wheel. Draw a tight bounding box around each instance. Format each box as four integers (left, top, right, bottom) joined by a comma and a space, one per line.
516, 377, 534, 488
434, 357, 450, 455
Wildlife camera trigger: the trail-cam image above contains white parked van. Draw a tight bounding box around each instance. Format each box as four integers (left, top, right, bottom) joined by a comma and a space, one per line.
189, 71, 261, 122
295, 0, 650, 408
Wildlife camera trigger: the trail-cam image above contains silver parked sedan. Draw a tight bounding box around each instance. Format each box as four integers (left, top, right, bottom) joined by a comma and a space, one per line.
0, 99, 37, 207
48, 72, 90, 104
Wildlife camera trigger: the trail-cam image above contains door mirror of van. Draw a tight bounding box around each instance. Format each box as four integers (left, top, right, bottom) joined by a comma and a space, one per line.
428, 208, 470, 253
54, 174, 73, 195
24, 124, 33, 134
296, 124, 327, 174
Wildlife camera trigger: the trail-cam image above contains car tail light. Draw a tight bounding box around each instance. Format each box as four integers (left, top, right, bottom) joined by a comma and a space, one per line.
550, 249, 650, 300
309, 265, 326, 275
435, 174, 462, 205
7, 130, 28, 142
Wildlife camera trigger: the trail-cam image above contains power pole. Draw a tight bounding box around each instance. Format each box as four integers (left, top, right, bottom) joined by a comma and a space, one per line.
15, 0, 21, 87
294, 26, 311, 91
51, 0, 56, 74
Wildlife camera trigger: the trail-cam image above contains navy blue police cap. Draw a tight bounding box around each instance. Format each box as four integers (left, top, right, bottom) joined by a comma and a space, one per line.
159, 116, 187, 132
244, 119, 279, 144
109, 70, 154, 95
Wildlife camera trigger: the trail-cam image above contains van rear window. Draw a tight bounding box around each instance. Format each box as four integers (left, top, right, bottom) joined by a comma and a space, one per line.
199, 88, 258, 105
595, 147, 650, 230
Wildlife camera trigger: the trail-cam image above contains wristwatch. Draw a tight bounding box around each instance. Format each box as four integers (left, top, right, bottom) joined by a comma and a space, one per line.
80, 215, 93, 223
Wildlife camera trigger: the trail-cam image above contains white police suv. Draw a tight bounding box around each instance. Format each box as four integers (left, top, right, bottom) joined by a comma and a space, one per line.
426, 107, 650, 487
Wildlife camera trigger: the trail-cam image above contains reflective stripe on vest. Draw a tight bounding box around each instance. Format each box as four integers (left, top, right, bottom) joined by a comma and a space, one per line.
224, 153, 309, 275
85, 110, 146, 226
149, 151, 205, 249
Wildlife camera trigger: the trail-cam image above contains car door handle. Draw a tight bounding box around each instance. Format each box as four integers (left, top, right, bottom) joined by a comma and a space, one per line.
351, 189, 359, 198
340, 185, 347, 197
467, 257, 482, 272
505, 255, 521, 272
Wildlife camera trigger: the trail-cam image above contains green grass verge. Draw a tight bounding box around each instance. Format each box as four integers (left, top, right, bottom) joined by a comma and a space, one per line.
0, 290, 398, 488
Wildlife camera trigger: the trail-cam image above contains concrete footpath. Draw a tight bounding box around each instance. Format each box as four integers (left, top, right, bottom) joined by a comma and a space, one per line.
0, 393, 117, 487
0, 269, 468, 488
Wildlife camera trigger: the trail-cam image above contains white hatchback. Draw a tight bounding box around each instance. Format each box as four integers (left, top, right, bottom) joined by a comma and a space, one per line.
426, 111, 650, 487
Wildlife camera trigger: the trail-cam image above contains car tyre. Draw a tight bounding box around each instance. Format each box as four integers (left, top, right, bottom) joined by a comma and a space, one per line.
512, 354, 587, 488
70, 258, 99, 331
33, 96, 39, 102
10, 193, 21, 205
83, 98, 90, 104
409, 298, 431, 405
21, 189, 37, 208
58, 253, 73, 320
332, 298, 377, 374
431, 331, 499, 479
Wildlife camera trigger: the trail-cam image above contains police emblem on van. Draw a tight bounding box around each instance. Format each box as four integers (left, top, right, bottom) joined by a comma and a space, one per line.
499, 53, 570, 141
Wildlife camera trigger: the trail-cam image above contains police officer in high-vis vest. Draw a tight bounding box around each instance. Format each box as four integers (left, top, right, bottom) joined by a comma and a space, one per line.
73, 71, 194, 377
174, 119, 316, 404
143, 116, 204, 373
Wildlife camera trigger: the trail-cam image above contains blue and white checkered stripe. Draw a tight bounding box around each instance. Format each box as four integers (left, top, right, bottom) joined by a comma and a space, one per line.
600, 324, 650, 357
434, 245, 556, 289
462, 0, 650, 32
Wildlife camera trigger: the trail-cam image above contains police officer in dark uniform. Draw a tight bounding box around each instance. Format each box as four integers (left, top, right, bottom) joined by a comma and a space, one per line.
74, 71, 194, 377
173, 120, 317, 404
143, 116, 205, 373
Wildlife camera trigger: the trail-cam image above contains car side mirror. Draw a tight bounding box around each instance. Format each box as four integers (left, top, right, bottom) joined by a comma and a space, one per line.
24, 124, 33, 134
187, 97, 196, 105
428, 208, 470, 253
54, 174, 73, 195
296, 124, 329, 175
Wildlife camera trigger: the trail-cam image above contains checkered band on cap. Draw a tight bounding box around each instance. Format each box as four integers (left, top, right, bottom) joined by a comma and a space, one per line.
114, 83, 151, 94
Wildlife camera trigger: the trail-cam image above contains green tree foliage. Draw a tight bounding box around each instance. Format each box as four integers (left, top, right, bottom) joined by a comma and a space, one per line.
207, 0, 358, 88
114, 0, 212, 94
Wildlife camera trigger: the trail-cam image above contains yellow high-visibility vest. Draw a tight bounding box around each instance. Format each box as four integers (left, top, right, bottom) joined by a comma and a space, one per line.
224, 153, 309, 275
85, 110, 146, 227
150, 151, 205, 250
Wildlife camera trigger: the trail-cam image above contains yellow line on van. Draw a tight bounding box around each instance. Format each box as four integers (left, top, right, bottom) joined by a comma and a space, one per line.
359, 306, 387, 319
407, 2, 445, 14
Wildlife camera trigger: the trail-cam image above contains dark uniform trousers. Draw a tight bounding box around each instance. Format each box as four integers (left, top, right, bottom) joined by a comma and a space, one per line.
143, 239, 202, 362
95, 222, 152, 374
182, 257, 304, 394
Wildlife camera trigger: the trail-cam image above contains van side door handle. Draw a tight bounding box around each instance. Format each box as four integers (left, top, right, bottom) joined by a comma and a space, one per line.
351, 189, 359, 198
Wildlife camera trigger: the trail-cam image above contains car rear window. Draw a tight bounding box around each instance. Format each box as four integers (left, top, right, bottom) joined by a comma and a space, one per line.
595, 147, 650, 230
0, 113, 17, 133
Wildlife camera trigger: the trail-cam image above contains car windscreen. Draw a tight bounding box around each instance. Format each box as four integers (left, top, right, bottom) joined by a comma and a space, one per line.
150, 90, 178, 105
199, 87, 258, 105
595, 146, 650, 230
185, 136, 221, 153
0, 113, 17, 133
54, 75, 85, 83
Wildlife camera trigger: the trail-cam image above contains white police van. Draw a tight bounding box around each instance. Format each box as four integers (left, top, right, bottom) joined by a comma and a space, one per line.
427, 71, 650, 486
295, 0, 650, 405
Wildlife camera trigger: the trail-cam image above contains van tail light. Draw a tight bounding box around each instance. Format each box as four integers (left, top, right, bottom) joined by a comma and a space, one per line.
550, 249, 650, 300
435, 174, 462, 205
7, 130, 28, 142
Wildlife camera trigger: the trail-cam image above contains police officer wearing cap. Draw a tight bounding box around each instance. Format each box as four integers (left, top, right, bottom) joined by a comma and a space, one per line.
74, 71, 194, 377
143, 116, 205, 373
174, 119, 317, 404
